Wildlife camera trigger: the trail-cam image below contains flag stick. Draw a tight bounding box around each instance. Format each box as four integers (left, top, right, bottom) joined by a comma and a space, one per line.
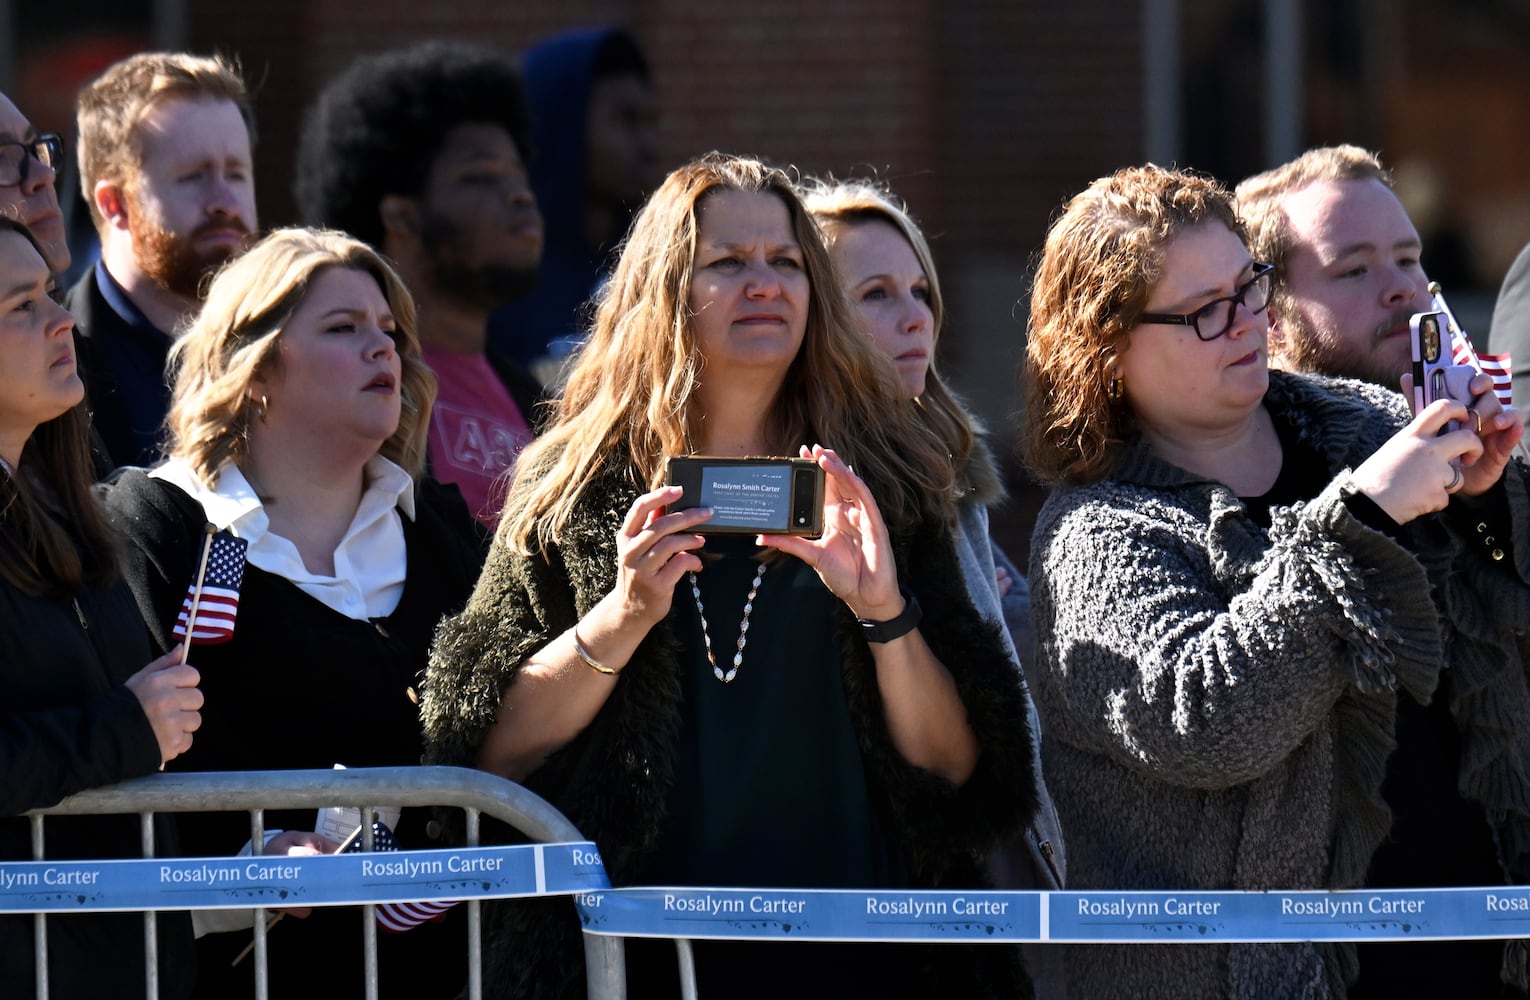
179, 523, 218, 665
230, 822, 367, 967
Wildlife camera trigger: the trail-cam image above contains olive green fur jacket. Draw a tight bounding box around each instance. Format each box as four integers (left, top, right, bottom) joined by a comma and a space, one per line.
423, 459, 1039, 999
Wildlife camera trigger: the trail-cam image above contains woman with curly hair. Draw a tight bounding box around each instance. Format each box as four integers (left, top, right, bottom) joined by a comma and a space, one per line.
1022, 164, 1529, 998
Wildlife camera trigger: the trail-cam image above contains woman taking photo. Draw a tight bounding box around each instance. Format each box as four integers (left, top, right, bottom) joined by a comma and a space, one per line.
1021, 164, 1530, 998
104, 228, 486, 997
424, 153, 1035, 999
0, 217, 201, 997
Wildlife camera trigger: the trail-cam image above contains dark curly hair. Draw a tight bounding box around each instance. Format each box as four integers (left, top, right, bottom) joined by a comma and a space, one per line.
293, 40, 533, 249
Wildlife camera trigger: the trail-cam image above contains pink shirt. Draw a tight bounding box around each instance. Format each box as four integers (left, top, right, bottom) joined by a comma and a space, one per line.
421, 346, 535, 527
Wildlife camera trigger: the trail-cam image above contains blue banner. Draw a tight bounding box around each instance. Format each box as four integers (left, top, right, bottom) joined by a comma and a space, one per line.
8, 851, 1530, 945
0, 841, 608, 914
1048, 888, 1524, 943
578, 888, 1039, 942
577, 887, 1530, 943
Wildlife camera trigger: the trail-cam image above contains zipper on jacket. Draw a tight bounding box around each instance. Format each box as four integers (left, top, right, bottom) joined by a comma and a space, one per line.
71, 597, 88, 630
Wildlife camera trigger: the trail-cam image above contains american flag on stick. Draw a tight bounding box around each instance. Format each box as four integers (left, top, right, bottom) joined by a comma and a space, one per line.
172, 527, 247, 646
348, 820, 458, 932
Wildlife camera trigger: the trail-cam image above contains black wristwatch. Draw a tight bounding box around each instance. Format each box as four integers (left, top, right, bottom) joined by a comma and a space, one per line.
857, 586, 922, 643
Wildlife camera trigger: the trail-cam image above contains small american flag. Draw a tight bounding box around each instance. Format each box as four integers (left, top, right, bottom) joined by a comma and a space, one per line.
172, 532, 246, 644
1451, 331, 1514, 406
348, 820, 458, 933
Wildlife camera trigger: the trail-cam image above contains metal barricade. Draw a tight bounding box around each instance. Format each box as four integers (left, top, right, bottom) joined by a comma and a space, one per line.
23, 766, 626, 1000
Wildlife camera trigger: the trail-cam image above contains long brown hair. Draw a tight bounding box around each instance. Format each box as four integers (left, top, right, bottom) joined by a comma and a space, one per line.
0, 219, 119, 595
500, 152, 957, 553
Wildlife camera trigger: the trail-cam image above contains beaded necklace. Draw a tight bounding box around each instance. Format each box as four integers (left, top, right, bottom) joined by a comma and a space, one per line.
688, 562, 767, 684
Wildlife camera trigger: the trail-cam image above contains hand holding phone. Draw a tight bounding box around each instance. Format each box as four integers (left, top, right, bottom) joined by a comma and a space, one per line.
664, 456, 825, 537
1410, 311, 1475, 431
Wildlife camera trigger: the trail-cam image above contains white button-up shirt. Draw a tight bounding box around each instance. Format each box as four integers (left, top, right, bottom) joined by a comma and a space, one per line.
151, 455, 416, 621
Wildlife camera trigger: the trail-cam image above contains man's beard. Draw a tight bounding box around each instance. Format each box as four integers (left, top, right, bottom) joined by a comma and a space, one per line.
420, 212, 539, 313
1274, 305, 1416, 392
128, 209, 251, 302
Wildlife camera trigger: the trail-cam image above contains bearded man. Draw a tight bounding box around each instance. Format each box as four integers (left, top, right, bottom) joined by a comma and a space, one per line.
70, 52, 257, 468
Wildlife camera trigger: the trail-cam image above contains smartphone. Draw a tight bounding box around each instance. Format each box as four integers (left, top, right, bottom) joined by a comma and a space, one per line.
664, 456, 825, 536
1410, 310, 1473, 431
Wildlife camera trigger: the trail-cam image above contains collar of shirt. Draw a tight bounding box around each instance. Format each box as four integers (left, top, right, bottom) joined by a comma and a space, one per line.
150, 455, 418, 621
95, 259, 169, 341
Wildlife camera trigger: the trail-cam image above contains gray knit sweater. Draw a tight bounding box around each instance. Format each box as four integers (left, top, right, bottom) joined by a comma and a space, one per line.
1029, 371, 1530, 999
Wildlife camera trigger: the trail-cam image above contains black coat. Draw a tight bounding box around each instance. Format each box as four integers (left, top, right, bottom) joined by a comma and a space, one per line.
104, 469, 488, 999
66, 266, 172, 472
0, 569, 195, 998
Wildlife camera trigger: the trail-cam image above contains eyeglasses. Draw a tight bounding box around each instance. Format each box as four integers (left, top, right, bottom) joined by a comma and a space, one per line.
1138, 262, 1275, 341
0, 132, 63, 188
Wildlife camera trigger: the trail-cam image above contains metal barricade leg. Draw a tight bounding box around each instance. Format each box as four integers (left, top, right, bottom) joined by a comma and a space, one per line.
675, 938, 698, 1000
250, 809, 269, 1000
30, 815, 46, 1000
362, 806, 379, 1000
583, 933, 628, 1000
141, 812, 159, 1000
466, 809, 482, 1000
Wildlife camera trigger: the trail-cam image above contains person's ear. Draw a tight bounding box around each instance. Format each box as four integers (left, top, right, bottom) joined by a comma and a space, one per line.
94, 181, 129, 230
1265, 304, 1288, 359
379, 195, 419, 237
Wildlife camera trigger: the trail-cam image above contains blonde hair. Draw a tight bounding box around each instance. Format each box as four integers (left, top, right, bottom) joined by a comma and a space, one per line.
75, 51, 253, 233
500, 152, 956, 553
165, 227, 435, 484
801, 176, 1002, 506
1021, 164, 1244, 485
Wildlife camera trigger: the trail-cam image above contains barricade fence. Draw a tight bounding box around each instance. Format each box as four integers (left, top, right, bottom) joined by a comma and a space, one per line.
21, 767, 625, 1000
19, 767, 1530, 999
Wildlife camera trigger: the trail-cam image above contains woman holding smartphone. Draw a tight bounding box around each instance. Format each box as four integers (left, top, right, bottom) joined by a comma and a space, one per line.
1021, 164, 1530, 998
424, 153, 1036, 999
0, 218, 201, 997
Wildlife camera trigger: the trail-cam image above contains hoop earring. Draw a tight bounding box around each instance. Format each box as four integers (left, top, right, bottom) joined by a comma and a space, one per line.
255, 394, 269, 424
1106, 376, 1124, 402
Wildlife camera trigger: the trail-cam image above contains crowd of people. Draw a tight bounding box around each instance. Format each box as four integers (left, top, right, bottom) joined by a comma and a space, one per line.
3, 29, 1530, 1000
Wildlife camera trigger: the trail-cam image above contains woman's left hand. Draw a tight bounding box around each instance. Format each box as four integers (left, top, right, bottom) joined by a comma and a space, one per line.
1457, 372, 1524, 496
757, 445, 904, 621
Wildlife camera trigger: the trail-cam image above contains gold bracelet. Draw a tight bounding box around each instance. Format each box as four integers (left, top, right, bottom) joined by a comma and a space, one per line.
572, 629, 620, 676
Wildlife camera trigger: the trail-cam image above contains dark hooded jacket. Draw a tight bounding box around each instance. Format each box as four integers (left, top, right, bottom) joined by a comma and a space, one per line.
487, 27, 645, 369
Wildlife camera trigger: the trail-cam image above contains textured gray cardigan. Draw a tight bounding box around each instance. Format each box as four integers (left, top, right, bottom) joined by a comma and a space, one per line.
1029, 371, 1530, 999
423, 456, 1038, 999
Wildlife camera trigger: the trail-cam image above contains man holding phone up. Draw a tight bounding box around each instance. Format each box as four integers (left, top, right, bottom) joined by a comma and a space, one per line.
1237, 147, 1530, 998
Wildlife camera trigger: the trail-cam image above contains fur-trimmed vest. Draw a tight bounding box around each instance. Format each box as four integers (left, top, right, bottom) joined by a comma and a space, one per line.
424, 459, 1038, 999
